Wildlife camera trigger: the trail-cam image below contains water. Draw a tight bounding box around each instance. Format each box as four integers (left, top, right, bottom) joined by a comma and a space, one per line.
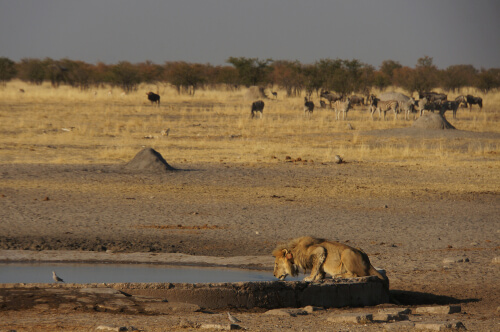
0, 263, 301, 284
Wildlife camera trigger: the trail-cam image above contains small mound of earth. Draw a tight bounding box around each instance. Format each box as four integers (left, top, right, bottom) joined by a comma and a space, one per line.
412, 113, 455, 130
124, 147, 175, 173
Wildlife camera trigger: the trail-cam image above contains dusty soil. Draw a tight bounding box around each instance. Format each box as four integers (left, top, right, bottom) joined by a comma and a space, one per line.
1, 132, 499, 330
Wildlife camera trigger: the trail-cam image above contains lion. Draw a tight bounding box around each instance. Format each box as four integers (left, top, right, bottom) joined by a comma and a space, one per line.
272, 236, 388, 288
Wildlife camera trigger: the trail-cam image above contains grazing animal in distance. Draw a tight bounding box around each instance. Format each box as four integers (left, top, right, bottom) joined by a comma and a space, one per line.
272, 91, 278, 99
320, 90, 343, 107
272, 236, 389, 289
455, 95, 467, 108
319, 100, 327, 109
417, 97, 434, 116
251, 100, 265, 118
419, 91, 447, 102
370, 98, 399, 120
439, 100, 461, 119
52, 271, 64, 283
304, 97, 314, 116
466, 95, 482, 111
399, 98, 417, 120
349, 95, 364, 106
146, 92, 160, 106
333, 98, 351, 120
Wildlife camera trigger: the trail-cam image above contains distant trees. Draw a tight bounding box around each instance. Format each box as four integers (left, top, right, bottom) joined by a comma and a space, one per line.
5, 56, 499, 95
164, 62, 206, 95
226, 57, 273, 87
0, 57, 17, 85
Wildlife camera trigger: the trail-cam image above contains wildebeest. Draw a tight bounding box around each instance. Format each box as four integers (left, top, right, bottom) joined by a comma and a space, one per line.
417, 97, 442, 116
304, 97, 314, 116
438, 100, 461, 119
466, 95, 482, 111
455, 95, 467, 108
251, 100, 265, 118
146, 92, 160, 106
319, 100, 327, 109
349, 95, 364, 106
320, 90, 343, 107
419, 91, 447, 102
333, 98, 351, 121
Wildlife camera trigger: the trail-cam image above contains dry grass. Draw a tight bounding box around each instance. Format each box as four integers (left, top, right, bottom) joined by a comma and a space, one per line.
0, 80, 499, 166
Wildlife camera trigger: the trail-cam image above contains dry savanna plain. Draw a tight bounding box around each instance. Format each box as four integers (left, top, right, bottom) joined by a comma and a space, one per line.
0, 81, 499, 331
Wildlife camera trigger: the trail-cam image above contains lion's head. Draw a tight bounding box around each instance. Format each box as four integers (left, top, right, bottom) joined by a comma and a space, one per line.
272, 247, 298, 280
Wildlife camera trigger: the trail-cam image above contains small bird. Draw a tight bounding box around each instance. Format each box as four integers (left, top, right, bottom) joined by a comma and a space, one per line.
52, 271, 64, 283
226, 312, 240, 324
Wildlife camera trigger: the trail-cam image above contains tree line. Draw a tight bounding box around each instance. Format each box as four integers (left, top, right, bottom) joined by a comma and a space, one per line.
0, 56, 499, 96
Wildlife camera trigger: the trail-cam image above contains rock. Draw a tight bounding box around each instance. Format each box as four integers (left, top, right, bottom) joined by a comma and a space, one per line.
327, 313, 373, 324
302, 305, 324, 313
96, 326, 128, 332
373, 312, 408, 322
264, 308, 307, 317
334, 155, 343, 164
414, 305, 461, 315
414, 321, 466, 330
200, 324, 240, 330
443, 257, 469, 264
378, 308, 411, 316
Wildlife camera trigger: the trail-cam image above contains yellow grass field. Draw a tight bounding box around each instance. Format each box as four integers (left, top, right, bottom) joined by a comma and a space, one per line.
0, 80, 499, 166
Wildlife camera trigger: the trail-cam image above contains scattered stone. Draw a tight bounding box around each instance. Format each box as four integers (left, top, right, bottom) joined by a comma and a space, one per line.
378, 308, 411, 316
414, 305, 461, 315
96, 326, 128, 332
302, 305, 324, 313
491, 257, 500, 264
327, 313, 373, 324
200, 324, 240, 330
443, 257, 470, 264
414, 321, 466, 330
373, 312, 408, 322
334, 155, 343, 164
264, 308, 307, 317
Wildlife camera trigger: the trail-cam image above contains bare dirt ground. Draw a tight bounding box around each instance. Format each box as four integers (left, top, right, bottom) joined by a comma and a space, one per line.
1, 128, 499, 331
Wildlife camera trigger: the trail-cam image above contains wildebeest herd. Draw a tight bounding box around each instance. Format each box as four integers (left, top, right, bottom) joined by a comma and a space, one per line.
145, 89, 483, 121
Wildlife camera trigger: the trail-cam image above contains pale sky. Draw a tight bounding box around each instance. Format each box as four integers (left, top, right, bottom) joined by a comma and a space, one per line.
1, 0, 499, 69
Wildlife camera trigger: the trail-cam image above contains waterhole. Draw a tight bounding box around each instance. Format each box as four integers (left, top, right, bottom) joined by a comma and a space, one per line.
0, 263, 301, 284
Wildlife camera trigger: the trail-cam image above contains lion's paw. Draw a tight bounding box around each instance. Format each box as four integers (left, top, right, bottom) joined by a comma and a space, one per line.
303, 276, 314, 282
